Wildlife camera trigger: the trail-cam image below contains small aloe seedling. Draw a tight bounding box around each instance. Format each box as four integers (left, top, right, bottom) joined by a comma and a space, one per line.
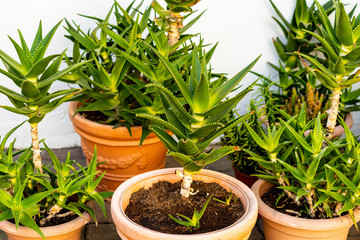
213, 190, 235, 205
169, 196, 211, 230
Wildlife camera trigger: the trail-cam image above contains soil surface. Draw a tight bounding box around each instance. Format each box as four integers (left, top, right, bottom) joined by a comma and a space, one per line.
125, 180, 245, 234
9, 209, 79, 227
261, 186, 335, 219
80, 111, 109, 123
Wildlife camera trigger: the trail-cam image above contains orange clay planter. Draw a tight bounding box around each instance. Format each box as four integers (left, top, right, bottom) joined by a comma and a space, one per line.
68, 102, 168, 193
251, 179, 360, 240
0, 212, 91, 240
111, 168, 258, 240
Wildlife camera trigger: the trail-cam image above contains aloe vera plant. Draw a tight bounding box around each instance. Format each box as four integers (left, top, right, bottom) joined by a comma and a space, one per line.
297, 0, 360, 139
169, 196, 211, 230
0, 123, 111, 239
0, 21, 89, 173
245, 109, 360, 225
121, 42, 260, 197
64, 1, 203, 142
267, 0, 334, 95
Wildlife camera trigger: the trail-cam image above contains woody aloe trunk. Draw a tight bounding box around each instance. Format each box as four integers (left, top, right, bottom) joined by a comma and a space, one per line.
0, 21, 88, 173
297, 0, 360, 140
152, 0, 201, 46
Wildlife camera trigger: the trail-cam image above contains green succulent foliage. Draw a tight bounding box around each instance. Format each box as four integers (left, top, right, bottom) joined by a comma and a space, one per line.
298, 0, 360, 90
268, 0, 334, 92
279, 82, 333, 121
157, 0, 201, 13
270, 0, 316, 66
340, 86, 360, 112
244, 116, 290, 163
64, 1, 202, 143
169, 195, 211, 230
220, 101, 267, 175
245, 112, 360, 223
0, 123, 111, 239
0, 21, 88, 124
124, 43, 260, 175
268, 0, 334, 95
259, 0, 358, 128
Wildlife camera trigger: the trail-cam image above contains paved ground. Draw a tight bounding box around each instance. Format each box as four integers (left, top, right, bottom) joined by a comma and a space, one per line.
1, 147, 359, 239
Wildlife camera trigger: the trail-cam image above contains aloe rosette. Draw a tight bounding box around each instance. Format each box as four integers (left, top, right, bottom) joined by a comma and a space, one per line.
121, 44, 260, 197
64, 1, 203, 143
297, 0, 360, 139
0, 21, 89, 173
0, 123, 110, 239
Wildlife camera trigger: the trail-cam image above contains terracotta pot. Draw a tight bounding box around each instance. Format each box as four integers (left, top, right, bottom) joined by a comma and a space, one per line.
233, 167, 258, 189
111, 168, 258, 240
251, 179, 360, 240
0, 212, 91, 240
68, 101, 168, 193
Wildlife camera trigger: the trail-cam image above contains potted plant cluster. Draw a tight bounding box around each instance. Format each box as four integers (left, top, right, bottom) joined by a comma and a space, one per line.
65, 0, 205, 193
246, 0, 360, 239
257, 0, 358, 135
111, 39, 260, 239
0, 21, 110, 239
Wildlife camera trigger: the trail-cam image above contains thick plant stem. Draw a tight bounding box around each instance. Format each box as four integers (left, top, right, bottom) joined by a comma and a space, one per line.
306, 189, 316, 218
30, 123, 43, 173
176, 170, 197, 198
39, 204, 63, 225
325, 88, 342, 140
278, 172, 301, 206
167, 13, 183, 46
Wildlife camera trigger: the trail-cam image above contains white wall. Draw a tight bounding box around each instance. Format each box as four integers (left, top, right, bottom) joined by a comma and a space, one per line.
0, 0, 358, 149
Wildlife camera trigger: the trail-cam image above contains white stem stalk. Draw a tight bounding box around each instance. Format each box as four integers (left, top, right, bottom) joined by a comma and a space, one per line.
176, 170, 197, 198
167, 12, 183, 47
325, 88, 342, 140
306, 189, 316, 218
39, 204, 63, 225
30, 123, 42, 173
278, 172, 301, 206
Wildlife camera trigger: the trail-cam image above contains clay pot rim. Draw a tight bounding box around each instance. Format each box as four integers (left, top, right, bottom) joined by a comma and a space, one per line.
68, 101, 166, 142
111, 168, 258, 238
0, 211, 91, 237
251, 179, 360, 230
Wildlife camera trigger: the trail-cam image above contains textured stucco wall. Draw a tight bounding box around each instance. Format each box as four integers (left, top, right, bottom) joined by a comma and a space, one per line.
0, 0, 358, 149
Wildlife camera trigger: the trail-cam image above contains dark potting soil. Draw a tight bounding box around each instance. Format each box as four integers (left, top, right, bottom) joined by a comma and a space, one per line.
125, 180, 245, 234
80, 110, 108, 123
9, 209, 79, 227
261, 186, 336, 219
